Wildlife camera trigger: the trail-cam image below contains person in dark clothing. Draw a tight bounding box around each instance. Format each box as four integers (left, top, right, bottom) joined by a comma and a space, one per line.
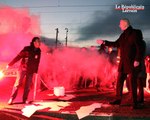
137, 58, 146, 105
126, 30, 146, 105
97, 18, 144, 109
134, 30, 146, 105
7, 37, 41, 105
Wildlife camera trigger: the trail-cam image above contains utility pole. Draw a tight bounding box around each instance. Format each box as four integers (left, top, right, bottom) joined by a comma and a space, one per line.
65, 28, 68, 47
55, 28, 59, 48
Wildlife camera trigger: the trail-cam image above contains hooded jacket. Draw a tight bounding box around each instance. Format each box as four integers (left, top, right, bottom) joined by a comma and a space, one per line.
8, 45, 41, 74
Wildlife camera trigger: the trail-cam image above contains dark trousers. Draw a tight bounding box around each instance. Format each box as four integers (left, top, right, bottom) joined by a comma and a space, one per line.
23, 73, 34, 102
11, 70, 26, 100
137, 77, 145, 102
11, 71, 34, 102
116, 70, 138, 105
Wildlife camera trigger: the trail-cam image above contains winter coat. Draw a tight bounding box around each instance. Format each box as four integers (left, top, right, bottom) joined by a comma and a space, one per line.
105, 26, 144, 73
8, 46, 41, 74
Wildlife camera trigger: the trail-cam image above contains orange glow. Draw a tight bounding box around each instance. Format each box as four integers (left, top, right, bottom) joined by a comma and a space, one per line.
0, 70, 4, 80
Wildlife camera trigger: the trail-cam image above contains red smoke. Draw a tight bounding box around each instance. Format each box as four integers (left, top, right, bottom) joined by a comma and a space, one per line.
0, 5, 41, 61
0, 5, 118, 90
39, 47, 118, 90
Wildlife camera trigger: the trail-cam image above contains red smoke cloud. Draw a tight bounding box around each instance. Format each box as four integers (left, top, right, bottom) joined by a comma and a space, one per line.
39, 47, 118, 90
0, 5, 117, 90
0, 5, 41, 61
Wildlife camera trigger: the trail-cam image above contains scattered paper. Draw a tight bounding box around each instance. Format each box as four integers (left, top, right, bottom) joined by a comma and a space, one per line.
58, 94, 75, 100
22, 105, 46, 117
47, 93, 54, 96
75, 103, 101, 119
21, 101, 71, 117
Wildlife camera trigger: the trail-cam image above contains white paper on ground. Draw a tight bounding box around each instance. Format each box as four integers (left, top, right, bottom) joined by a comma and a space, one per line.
75, 103, 101, 119
33, 101, 70, 110
22, 105, 46, 117
48, 101, 71, 111
47, 93, 54, 96
58, 94, 75, 100
21, 101, 71, 117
